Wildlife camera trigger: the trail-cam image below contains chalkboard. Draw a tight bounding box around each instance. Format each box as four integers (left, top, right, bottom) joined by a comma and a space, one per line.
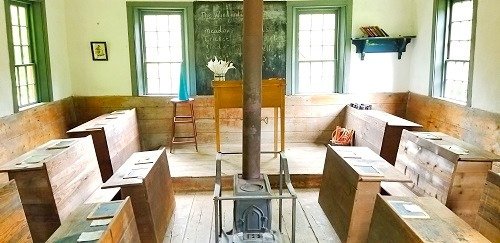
194, 1, 287, 95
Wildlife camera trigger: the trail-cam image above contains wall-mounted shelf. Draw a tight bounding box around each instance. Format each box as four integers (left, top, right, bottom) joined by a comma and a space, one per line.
352, 36, 416, 60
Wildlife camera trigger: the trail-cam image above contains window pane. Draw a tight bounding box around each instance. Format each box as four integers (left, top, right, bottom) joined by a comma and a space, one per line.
170, 31, 182, 47
12, 26, 20, 45
450, 21, 471, 41
10, 6, 18, 26
310, 14, 323, 30
28, 84, 37, 103
145, 47, 158, 62
14, 46, 22, 64
18, 6, 27, 27
147, 78, 160, 94
145, 32, 158, 47
18, 66, 27, 86
19, 85, 28, 105
26, 66, 35, 84
444, 61, 469, 102
156, 15, 169, 31
143, 15, 157, 31
20, 26, 29, 45
452, 1, 473, 22
299, 14, 311, 30
448, 40, 470, 60
146, 63, 159, 79
22, 46, 30, 64
157, 32, 169, 47
169, 15, 181, 30
323, 14, 335, 29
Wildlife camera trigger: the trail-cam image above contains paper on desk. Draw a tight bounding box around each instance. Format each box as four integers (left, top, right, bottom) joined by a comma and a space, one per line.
47, 140, 75, 150
77, 230, 104, 242
135, 158, 154, 165
22, 154, 50, 164
403, 204, 425, 213
90, 218, 112, 227
105, 116, 118, 119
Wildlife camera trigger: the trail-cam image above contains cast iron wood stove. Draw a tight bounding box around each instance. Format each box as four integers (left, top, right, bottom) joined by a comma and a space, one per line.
213, 1, 296, 241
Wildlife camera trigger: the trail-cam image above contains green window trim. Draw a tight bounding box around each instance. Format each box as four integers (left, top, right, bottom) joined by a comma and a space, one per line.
127, 2, 196, 96
430, 0, 477, 106
286, 0, 352, 95
4, 0, 52, 112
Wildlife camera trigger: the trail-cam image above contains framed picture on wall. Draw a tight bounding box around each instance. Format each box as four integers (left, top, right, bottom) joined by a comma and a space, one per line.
90, 41, 108, 61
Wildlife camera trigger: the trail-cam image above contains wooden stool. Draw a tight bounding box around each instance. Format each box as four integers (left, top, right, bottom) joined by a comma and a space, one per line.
170, 98, 198, 152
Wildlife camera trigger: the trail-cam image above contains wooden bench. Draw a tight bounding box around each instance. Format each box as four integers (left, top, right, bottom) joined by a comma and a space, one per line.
475, 170, 500, 242
344, 106, 422, 165
47, 197, 140, 243
380, 181, 417, 197
102, 148, 175, 243
395, 130, 500, 226
368, 195, 489, 242
0, 180, 32, 242
318, 145, 411, 243
67, 109, 141, 181
0, 136, 104, 242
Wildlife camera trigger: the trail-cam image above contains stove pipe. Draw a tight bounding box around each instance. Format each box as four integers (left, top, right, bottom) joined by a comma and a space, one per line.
242, 0, 263, 180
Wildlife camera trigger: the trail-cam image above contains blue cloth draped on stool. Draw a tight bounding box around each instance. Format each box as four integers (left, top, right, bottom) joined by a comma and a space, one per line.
178, 62, 189, 101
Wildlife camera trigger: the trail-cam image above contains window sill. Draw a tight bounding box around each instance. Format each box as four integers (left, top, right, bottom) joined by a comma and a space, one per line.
432, 96, 468, 107
19, 102, 47, 112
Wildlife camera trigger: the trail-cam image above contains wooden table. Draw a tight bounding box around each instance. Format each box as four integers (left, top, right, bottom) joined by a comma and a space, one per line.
47, 197, 140, 243
102, 148, 175, 243
212, 78, 285, 152
0, 180, 31, 242
344, 106, 422, 164
476, 170, 500, 242
67, 108, 141, 181
0, 136, 103, 242
368, 195, 489, 242
318, 145, 411, 243
395, 130, 500, 226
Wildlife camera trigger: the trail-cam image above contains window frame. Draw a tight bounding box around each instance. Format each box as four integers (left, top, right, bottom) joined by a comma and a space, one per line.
127, 2, 196, 96
430, 0, 477, 106
4, 0, 52, 111
286, 0, 352, 95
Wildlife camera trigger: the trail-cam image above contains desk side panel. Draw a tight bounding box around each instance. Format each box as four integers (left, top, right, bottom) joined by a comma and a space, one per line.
0, 180, 32, 243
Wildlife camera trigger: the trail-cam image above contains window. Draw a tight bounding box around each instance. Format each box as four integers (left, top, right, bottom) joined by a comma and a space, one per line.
287, 1, 352, 95
5, 0, 52, 110
296, 11, 336, 94
127, 2, 195, 96
431, 0, 476, 104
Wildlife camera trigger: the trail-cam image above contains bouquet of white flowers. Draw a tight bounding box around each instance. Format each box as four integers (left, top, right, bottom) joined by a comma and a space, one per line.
207, 56, 235, 81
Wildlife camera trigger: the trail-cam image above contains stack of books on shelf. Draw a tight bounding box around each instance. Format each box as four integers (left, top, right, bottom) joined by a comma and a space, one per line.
360, 26, 389, 37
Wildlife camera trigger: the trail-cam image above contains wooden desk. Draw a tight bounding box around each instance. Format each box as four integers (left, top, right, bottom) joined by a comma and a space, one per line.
212, 78, 286, 152
0, 136, 102, 242
344, 106, 422, 164
67, 108, 141, 181
102, 148, 175, 243
395, 130, 500, 226
0, 180, 31, 242
47, 197, 140, 243
476, 170, 500, 242
368, 195, 489, 242
319, 145, 411, 243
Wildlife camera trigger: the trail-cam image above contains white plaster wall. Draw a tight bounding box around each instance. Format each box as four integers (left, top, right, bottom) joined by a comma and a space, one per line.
470, 1, 500, 113
45, 0, 72, 100
65, 0, 132, 96
348, 0, 416, 93
0, 0, 14, 117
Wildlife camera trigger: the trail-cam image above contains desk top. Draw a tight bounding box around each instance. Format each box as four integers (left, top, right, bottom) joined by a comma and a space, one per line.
328, 145, 411, 183
67, 109, 136, 133
377, 195, 489, 242
0, 136, 91, 172
47, 198, 131, 243
102, 149, 165, 189
402, 130, 500, 162
346, 106, 422, 128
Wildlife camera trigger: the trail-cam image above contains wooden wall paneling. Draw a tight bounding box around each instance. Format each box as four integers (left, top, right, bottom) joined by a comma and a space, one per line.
476, 170, 500, 242
72, 93, 408, 150
395, 130, 500, 226
0, 136, 102, 242
67, 108, 141, 181
0, 97, 76, 183
0, 180, 32, 242
102, 149, 175, 243
406, 92, 500, 171
47, 197, 140, 243
368, 195, 490, 242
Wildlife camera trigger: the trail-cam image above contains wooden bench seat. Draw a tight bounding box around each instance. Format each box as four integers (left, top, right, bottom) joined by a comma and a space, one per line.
0, 180, 31, 242
67, 109, 141, 181
102, 148, 175, 243
84, 187, 121, 204
0, 136, 103, 242
475, 170, 500, 242
47, 197, 140, 243
368, 195, 489, 242
344, 106, 422, 165
380, 181, 417, 197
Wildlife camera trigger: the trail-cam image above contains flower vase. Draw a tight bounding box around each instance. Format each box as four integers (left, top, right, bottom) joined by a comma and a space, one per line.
214, 74, 225, 81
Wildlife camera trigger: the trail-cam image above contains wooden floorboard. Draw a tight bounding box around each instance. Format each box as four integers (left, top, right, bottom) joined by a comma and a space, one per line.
164, 189, 340, 243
